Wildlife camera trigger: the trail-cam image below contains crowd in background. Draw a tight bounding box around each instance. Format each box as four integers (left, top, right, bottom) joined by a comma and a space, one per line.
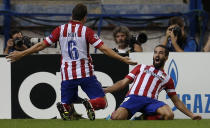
3, 16, 210, 54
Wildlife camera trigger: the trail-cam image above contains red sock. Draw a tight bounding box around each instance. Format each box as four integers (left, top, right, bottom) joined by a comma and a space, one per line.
62, 103, 70, 112
145, 114, 162, 120
89, 97, 106, 110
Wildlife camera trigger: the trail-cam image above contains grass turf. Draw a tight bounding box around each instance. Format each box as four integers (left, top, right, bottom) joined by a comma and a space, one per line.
0, 119, 209, 128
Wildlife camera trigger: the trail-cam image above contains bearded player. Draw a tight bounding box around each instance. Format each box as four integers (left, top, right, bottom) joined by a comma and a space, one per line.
104, 45, 202, 120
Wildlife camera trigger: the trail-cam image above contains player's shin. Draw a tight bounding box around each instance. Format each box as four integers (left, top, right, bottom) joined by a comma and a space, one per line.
56, 102, 71, 120
89, 97, 107, 110
56, 102, 82, 120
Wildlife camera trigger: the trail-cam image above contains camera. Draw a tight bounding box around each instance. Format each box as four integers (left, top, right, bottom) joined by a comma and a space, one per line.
124, 32, 147, 52
13, 36, 57, 48
168, 26, 182, 37
129, 32, 148, 45
13, 36, 33, 48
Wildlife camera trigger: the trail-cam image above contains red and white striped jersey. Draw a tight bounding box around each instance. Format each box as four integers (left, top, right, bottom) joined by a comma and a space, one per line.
126, 64, 176, 99
43, 21, 104, 80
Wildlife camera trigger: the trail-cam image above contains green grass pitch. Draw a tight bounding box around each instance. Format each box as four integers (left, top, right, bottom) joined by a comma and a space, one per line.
0, 119, 209, 128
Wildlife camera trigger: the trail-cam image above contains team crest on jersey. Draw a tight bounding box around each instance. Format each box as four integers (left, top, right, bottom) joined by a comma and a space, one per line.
94, 34, 99, 39
144, 69, 164, 81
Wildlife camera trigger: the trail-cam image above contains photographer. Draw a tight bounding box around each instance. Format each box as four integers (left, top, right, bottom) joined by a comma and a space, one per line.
162, 16, 197, 52
113, 26, 143, 53
3, 29, 31, 54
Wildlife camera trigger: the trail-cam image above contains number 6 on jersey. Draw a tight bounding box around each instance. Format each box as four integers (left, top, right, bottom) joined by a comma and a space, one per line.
68, 40, 79, 60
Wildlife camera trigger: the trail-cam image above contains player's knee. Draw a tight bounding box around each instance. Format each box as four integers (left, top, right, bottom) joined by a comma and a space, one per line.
168, 112, 174, 120
89, 97, 107, 110
111, 111, 127, 120
111, 111, 118, 120
111, 108, 128, 120
158, 105, 174, 120
164, 112, 174, 120
111, 113, 121, 120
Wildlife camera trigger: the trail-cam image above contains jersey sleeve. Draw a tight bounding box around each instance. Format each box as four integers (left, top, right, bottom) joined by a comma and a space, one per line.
43, 26, 60, 46
85, 27, 104, 48
125, 64, 141, 82
165, 78, 177, 96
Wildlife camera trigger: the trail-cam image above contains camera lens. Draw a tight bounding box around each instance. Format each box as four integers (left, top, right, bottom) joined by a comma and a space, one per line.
13, 37, 23, 47
172, 26, 181, 37
137, 33, 147, 44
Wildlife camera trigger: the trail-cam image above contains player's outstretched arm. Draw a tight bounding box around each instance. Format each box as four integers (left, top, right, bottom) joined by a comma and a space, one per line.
170, 95, 202, 120
104, 78, 131, 93
6, 41, 48, 62
98, 44, 137, 65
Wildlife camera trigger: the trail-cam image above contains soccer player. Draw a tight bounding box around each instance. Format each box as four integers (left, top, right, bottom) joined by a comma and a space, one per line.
6, 3, 137, 120
104, 45, 202, 120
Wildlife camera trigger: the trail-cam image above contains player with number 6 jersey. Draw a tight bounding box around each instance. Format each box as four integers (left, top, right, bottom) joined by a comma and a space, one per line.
6, 3, 137, 120
44, 20, 104, 80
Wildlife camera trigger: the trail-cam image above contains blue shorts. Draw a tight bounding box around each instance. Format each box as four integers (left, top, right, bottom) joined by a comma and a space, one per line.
61, 76, 105, 104
120, 95, 166, 116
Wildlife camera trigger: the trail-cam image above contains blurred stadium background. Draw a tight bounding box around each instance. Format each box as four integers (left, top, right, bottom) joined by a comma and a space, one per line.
0, 0, 209, 53
0, 0, 210, 127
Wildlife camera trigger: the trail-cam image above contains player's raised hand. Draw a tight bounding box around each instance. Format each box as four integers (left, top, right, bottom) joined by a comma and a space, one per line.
6, 51, 24, 62
191, 114, 202, 120
121, 56, 137, 65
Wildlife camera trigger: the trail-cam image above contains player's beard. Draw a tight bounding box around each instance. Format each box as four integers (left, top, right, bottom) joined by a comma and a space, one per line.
153, 58, 165, 69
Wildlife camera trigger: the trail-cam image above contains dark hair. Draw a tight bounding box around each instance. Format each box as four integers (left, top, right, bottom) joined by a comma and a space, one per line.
72, 3, 87, 21
155, 45, 169, 57
9, 29, 22, 38
113, 26, 130, 42
168, 16, 185, 28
